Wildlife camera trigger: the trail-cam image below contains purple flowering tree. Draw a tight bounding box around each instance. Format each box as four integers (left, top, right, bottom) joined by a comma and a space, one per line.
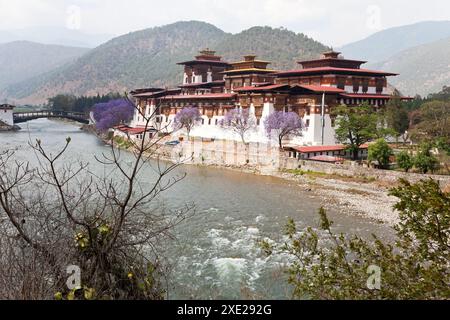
221, 108, 256, 144
174, 107, 202, 139
264, 111, 303, 148
93, 99, 134, 131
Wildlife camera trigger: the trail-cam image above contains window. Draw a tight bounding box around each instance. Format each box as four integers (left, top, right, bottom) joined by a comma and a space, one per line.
201, 119, 205, 125
306, 119, 310, 127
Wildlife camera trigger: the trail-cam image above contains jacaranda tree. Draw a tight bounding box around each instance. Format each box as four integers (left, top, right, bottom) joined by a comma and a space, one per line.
264, 111, 303, 148
93, 99, 134, 132
221, 108, 256, 144
174, 107, 202, 139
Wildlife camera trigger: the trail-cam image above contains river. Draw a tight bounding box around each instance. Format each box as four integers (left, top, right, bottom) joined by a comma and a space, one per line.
1, 119, 393, 299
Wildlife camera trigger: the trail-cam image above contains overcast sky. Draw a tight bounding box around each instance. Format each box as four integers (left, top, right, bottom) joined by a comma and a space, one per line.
0, 0, 449, 46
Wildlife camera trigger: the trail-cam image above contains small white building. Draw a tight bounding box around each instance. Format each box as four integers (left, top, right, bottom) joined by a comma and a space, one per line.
0, 104, 15, 126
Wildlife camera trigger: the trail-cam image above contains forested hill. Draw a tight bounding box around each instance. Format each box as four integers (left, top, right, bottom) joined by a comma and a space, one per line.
370, 37, 450, 97
0, 41, 89, 90
215, 26, 328, 71
2, 21, 329, 105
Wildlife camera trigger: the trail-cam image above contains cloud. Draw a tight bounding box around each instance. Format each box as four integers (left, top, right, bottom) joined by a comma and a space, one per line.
0, 0, 449, 46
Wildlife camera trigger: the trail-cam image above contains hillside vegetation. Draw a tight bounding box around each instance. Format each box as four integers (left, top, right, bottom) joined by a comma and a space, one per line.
371, 37, 450, 96
2, 21, 329, 105
0, 41, 89, 90
216, 26, 327, 70
340, 20, 450, 62
339, 21, 450, 97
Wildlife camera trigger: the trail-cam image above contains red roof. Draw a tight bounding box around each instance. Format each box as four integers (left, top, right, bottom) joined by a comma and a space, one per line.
177, 59, 229, 66
309, 155, 346, 163
114, 126, 154, 135
340, 93, 413, 100
113, 124, 128, 129
275, 67, 398, 77
179, 80, 225, 88
297, 57, 367, 65
132, 89, 181, 98
127, 128, 150, 135
0, 104, 15, 109
291, 144, 369, 153
233, 84, 289, 92
294, 85, 346, 93
161, 93, 236, 100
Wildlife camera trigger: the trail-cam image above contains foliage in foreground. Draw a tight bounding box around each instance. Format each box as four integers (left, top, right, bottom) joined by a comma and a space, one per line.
0, 99, 192, 300
261, 179, 450, 299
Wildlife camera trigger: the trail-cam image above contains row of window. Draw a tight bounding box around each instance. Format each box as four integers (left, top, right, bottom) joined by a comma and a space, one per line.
136, 115, 322, 128
288, 150, 368, 159
341, 98, 387, 105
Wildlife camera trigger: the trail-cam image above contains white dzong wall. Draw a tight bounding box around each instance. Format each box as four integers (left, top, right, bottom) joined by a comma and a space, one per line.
0, 108, 14, 126
128, 99, 338, 146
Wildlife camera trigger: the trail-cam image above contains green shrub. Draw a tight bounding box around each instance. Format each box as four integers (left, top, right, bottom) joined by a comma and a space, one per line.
396, 151, 413, 172
368, 139, 393, 169
261, 179, 450, 299
414, 143, 439, 174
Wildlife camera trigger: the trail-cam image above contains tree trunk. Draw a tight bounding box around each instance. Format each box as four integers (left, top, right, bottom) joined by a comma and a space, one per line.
353, 148, 359, 161
279, 136, 283, 149
241, 133, 246, 145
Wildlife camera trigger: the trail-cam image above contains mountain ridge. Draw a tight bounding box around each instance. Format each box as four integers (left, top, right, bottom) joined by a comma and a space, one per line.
5, 20, 449, 105
2, 21, 330, 105
0, 26, 114, 48
339, 20, 450, 63
371, 36, 450, 97
0, 41, 90, 91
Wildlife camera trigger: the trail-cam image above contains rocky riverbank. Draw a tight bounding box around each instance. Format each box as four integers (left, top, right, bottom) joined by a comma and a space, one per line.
87, 129, 450, 226
275, 170, 400, 225
187, 162, 401, 226
0, 120, 20, 132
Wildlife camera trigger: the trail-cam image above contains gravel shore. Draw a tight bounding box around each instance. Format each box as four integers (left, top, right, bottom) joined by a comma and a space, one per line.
275, 171, 400, 225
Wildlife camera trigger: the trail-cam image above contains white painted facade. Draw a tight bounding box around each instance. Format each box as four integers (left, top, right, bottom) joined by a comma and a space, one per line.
0, 105, 14, 126
128, 100, 335, 146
